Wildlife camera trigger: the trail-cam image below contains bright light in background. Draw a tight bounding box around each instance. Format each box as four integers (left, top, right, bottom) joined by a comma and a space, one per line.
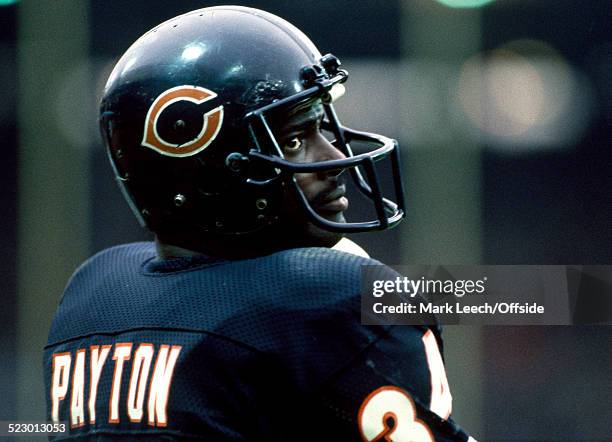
0, 0, 19, 5
454, 39, 593, 151
457, 50, 545, 137
434, 0, 495, 8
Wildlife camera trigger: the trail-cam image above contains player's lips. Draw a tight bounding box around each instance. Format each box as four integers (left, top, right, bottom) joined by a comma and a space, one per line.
314, 185, 349, 213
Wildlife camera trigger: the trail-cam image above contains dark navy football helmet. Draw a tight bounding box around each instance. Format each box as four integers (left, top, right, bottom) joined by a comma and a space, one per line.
100, 6, 405, 235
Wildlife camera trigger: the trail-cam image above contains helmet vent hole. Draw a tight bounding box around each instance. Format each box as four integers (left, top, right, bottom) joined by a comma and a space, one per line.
255, 199, 267, 210
173, 194, 186, 207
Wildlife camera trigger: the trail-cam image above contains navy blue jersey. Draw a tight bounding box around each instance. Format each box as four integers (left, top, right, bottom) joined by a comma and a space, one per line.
44, 242, 474, 441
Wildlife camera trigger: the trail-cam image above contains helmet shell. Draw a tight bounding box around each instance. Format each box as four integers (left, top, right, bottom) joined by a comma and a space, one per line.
100, 6, 322, 234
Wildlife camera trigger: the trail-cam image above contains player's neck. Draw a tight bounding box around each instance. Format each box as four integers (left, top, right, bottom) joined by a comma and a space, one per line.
154, 221, 340, 260
154, 240, 204, 259
154, 234, 293, 260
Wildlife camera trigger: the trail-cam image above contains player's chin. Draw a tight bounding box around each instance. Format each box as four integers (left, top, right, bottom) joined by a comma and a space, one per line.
318, 211, 346, 224
310, 204, 347, 232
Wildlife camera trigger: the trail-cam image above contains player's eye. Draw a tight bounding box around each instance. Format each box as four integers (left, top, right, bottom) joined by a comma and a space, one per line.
283, 136, 302, 153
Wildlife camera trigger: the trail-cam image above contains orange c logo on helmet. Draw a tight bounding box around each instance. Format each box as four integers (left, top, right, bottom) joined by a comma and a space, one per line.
141, 85, 224, 157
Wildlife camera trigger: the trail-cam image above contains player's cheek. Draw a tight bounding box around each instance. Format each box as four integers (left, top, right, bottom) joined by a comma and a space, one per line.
294, 172, 319, 197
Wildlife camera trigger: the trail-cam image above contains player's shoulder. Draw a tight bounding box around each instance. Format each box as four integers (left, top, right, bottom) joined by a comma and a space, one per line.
265, 243, 394, 298
240, 243, 400, 339
270, 238, 395, 279
62, 241, 151, 285
226, 246, 398, 389
272, 245, 377, 272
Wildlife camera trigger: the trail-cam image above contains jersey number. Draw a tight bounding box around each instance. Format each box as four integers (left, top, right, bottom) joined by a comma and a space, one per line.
422, 329, 452, 420
357, 330, 452, 441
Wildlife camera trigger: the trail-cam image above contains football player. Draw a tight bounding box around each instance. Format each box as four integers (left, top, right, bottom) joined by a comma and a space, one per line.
44, 6, 475, 441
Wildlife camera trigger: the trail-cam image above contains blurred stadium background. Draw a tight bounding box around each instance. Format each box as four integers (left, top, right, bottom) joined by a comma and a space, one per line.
1, 0, 610, 439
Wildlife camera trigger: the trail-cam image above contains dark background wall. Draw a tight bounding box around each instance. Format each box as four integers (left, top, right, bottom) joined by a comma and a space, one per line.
2, 1, 610, 439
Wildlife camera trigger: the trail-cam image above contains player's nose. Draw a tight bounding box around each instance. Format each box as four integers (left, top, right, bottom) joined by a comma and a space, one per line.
314, 135, 346, 178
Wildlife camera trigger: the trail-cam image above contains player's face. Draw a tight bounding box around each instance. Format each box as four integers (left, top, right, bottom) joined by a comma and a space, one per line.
278, 103, 349, 223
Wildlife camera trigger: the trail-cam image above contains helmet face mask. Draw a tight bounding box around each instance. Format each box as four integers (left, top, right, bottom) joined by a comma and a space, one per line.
245, 80, 406, 233
100, 6, 405, 241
